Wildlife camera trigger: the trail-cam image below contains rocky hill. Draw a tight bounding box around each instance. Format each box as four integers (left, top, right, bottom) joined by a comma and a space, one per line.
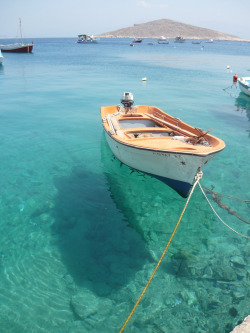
98, 19, 246, 41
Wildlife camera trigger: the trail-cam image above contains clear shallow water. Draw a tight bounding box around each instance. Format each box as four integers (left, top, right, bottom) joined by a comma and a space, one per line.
0, 37, 249, 332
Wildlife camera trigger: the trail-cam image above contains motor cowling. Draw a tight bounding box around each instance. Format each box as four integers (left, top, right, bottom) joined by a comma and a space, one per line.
121, 92, 134, 108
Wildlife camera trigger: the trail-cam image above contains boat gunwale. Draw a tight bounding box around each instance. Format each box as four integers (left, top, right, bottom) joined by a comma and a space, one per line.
101, 105, 225, 155
103, 127, 225, 157
238, 78, 250, 89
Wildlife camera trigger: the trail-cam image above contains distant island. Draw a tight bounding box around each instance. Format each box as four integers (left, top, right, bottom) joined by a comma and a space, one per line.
98, 18, 247, 41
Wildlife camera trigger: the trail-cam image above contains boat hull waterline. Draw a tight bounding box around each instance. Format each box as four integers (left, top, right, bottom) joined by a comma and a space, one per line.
0, 43, 33, 53
238, 77, 250, 97
101, 101, 225, 197
0, 50, 3, 64
105, 131, 218, 197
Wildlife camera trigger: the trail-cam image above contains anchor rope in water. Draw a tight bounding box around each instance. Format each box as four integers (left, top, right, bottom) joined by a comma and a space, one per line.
118, 171, 203, 333
203, 187, 250, 225
198, 182, 250, 240
203, 186, 250, 204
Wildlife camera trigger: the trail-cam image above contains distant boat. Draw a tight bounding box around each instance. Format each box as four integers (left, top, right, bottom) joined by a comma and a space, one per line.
77, 34, 99, 43
238, 77, 250, 97
206, 39, 214, 43
147, 42, 154, 45
192, 40, 201, 44
101, 92, 225, 198
0, 19, 33, 53
0, 50, 3, 64
174, 36, 185, 43
133, 38, 143, 43
157, 36, 169, 44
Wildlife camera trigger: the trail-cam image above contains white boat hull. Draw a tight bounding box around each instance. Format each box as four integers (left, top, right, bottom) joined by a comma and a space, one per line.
105, 131, 216, 197
238, 77, 250, 97
0, 50, 3, 63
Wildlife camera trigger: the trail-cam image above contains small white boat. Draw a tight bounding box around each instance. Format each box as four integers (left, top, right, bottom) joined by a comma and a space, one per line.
157, 36, 169, 44
77, 34, 99, 43
101, 93, 225, 198
0, 50, 3, 64
206, 39, 213, 43
238, 77, 250, 97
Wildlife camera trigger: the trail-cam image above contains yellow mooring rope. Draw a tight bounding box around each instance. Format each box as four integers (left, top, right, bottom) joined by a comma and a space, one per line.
118, 171, 203, 333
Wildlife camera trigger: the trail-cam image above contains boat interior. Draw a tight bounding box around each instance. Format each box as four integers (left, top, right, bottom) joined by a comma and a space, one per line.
101, 104, 225, 152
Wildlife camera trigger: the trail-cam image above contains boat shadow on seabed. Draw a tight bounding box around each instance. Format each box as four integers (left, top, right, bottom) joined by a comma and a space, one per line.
51, 159, 152, 296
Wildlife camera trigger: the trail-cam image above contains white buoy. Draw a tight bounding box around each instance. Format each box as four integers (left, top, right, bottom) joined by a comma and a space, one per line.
227, 65, 230, 69
142, 77, 147, 81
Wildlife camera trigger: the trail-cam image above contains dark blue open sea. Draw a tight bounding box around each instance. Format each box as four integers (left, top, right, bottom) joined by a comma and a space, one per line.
0, 37, 249, 332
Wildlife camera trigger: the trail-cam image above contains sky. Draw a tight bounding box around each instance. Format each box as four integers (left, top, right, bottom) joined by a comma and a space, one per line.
0, 0, 250, 40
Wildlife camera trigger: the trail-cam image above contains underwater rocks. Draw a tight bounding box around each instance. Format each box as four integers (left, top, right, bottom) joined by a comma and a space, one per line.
230, 315, 250, 333
70, 289, 112, 322
230, 256, 247, 267
70, 290, 99, 320
169, 247, 249, 284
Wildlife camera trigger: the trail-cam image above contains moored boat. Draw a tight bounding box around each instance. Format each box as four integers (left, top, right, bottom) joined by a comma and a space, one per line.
0, 50, 3, 64
0, 43, 33, 53
238, 77, 250, 97
77, 34, 99, 43
133, 38, 143, 43
0, 19, 33, 53
157, 36, 169, 44
101, 93, 225, 198
174, 36, 185, 43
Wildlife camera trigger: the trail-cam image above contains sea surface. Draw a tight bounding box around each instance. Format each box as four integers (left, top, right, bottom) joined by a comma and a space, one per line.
0, 37, 249, 333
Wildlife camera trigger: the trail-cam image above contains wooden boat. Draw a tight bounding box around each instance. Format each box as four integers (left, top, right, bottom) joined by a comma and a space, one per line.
0, 19, 33, 53
238, 77, 250, 97
101, 93, 225, 198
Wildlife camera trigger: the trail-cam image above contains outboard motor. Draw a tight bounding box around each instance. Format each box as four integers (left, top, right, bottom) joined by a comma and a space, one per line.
121, 92, 134, 112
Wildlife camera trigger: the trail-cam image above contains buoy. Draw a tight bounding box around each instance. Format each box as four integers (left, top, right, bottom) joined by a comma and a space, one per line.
227, 65, 230, 69
141, 77, 147, 81
233, 74, 238, 83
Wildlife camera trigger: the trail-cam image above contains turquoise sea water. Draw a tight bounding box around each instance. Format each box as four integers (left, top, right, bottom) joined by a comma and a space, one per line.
0, 38, 249, 332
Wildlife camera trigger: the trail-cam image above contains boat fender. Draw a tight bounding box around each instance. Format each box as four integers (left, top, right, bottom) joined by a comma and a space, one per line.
233, 74, 238, 83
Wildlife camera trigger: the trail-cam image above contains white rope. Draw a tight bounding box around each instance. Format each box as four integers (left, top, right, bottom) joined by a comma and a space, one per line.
198, 182, 250, 240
